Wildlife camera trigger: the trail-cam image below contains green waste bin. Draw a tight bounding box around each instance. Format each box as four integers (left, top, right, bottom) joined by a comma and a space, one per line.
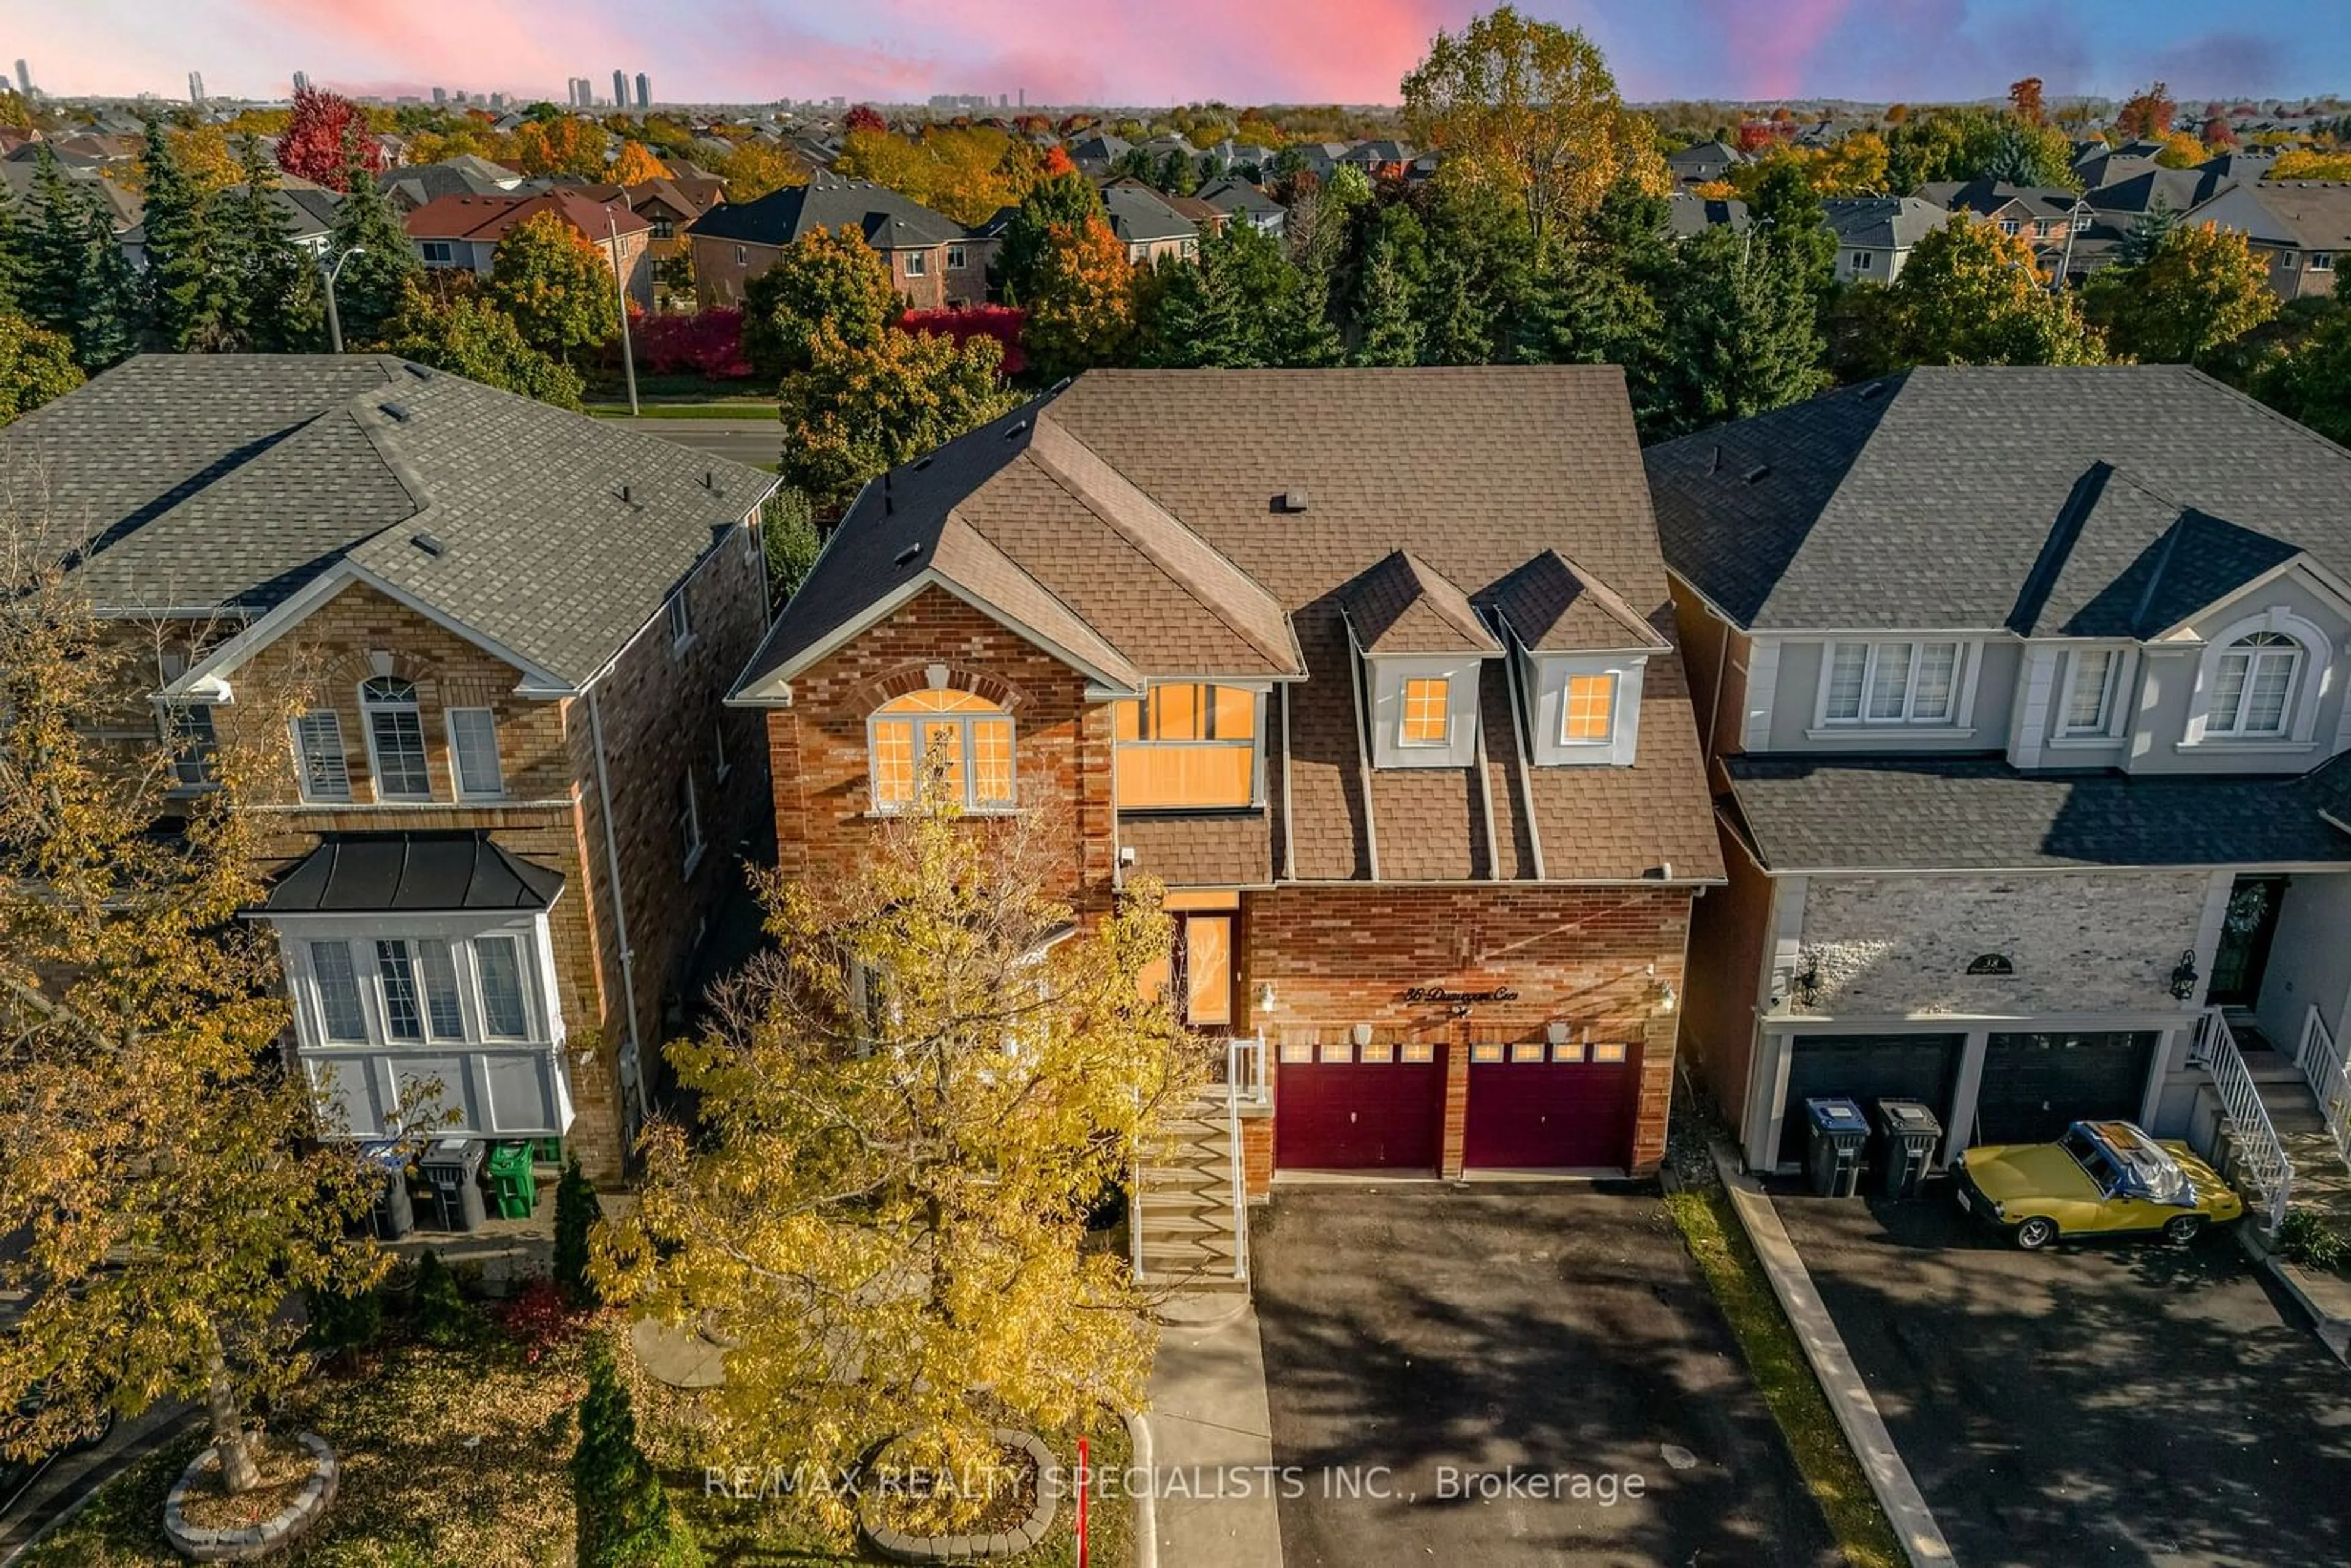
486, 1142, 538, 1220
531, 1136, 563, 1164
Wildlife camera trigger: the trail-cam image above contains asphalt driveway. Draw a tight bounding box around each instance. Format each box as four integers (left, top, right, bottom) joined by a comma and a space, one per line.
1775, 1190, 2351, 1568
1252, 1184, 1839, 1567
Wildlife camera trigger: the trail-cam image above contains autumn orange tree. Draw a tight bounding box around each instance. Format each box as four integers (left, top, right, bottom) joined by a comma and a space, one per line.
610, 140, 669, 184
489, 211, 616, 360
594, 784, 1204, 1539
1019, 214, 1136, 380
512, 116, 612, 179
774, 321, 1017, 506
1401, 4, 1666, 250
1832, 216, 2104, 377
0, 489, 383, 1497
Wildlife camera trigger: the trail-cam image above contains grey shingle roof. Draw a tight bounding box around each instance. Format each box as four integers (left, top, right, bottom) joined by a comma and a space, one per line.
1725, 756, 2351, 872
685, 172, 969, 249
1646, 366, 2351, 634
1099, 181, 1197, 245
1666, 193, 1750, 236
4, 355, 774, 688
1821, 196, 1944, 250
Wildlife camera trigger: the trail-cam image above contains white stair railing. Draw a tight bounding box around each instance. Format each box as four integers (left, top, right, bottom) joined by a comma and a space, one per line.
2191, 1008, 2295, 1232
1224, 1035, 1258, 1282
2295, 1005, 2351, 1171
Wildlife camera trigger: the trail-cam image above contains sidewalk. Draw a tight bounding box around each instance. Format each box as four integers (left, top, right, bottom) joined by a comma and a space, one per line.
1146, 1298, 1283, 1568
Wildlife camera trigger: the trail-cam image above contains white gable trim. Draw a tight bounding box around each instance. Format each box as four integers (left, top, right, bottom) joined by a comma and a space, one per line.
2148, 554, 2351, 643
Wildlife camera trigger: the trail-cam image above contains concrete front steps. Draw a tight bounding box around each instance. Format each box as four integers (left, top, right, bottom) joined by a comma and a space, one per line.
2205, 1038, 2351, 1231
1134, 1095, 1249, 1294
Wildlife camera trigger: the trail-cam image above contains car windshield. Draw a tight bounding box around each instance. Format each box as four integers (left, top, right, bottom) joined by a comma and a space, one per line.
2065, 1122, 2191, 1204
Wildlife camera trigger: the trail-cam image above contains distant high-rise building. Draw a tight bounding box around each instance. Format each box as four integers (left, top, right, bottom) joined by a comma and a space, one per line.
490, 92, 506, 110
635, 72, 649, 109
431, 85, 447, 107
291, 69, 310, 94
1018, 88, 1026, 108
13, 60, 29, 97
613, 69, 627, 110
567, 77, 590, 108
188, 70, 206, 106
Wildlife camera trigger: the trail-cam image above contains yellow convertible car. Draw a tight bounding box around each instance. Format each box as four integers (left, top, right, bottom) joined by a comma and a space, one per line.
1951, 1120, 2243, 1250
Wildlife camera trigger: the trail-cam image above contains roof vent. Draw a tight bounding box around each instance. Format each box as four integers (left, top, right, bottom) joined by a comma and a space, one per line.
410, 531, 445, 557
893, 542, 922, 568
1708, 444, 1723, 475
1742, 464, 1772, 485
1002, 419, 1030, 440
912, 456, 934, 471
702, 469, 716, 490
403, 362, 433, 381
619, 482, 632, 504
1279, 489, 1310, 513
1856, 380, 1889, 401
378, 401, 410, 423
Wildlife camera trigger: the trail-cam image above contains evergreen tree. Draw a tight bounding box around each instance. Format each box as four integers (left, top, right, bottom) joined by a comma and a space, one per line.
573, 1337, 703, 1568
138, 114, 224, 350
214, 135, 324, 352
550, 1155, 601, 1305
1348, 206, 1427, 366
2118, 195, 2180, 268
1517, 180, 1670, 401
1134, 221, 1301, 368
0, 178, 26, 314
1745, 160, 1837, 297
1644, 227, 1829, 440
323, 132, 420, 348
28, 152, 143, 373
23, 147, 88, 339
1269, 259, 1345, 367
72, 197, 144, 371
1412, 181, 1537, 366
989, 170, 1101, 307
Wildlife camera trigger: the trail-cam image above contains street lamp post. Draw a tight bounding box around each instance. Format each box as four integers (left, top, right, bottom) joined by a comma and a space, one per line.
609, 214, 640, 415
322, 246, 366, 354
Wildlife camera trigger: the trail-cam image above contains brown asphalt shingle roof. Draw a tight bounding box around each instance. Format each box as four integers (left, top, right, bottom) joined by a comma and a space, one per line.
741, 367, 1722, 886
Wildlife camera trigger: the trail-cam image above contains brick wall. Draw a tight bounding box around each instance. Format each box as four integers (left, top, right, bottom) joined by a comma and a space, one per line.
763, 583, 1114, 898
1795, 869, 2211, 1017
1240, 884, 1693, 1173
689, 235, 771, 309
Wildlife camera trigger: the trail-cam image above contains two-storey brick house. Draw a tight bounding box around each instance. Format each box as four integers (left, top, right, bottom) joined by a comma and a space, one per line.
1652, 366, 2351, 1193
1, 356, 777, 1181
730, 368, 1723, 1185
684, 174, 993, 310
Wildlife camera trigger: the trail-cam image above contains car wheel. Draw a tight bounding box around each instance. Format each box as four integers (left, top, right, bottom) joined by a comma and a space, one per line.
2163, 1214, 2205, 1246
2014, 1216, 2058, 1250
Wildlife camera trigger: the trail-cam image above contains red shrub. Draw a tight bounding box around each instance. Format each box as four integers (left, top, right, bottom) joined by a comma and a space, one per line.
901, 304, 1028, 377
632, 307, 754, 380
495, 1277, 584, 1365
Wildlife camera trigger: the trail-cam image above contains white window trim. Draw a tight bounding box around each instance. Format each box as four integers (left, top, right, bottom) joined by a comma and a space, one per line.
902, 250, 928, 277
283, 918, 557, 1055
680, 768, 705, 874
666, 590, 695, 653
865, 707, 1021, 814
947, 244, 967, 269
1810, 639, 1978, 734
1531, 653, 1646, 768
2181, 607, 2330, 750
1398, 676, 1452, 748
713, 717, 732, 782
160, 699, 220, 790
2053, 644, 2131, 740
291, 709, 353, 803
445, 708, 505, 800
359, 678, 435, 803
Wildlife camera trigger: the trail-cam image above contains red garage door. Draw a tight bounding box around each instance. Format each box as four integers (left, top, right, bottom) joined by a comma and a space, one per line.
1273, 1033, 1445, 1171
1463, 1037, 1638, 1170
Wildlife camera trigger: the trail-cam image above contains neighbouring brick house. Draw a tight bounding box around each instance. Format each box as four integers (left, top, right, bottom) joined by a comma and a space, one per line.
1652, 366, 2351, 1198
403, 189, 656, 310
730, 368, 1723, 1186
2180, 180, 2347, 300
571, 176, 726, 305
0, 356, 777, 1182
683, 173, 992, 310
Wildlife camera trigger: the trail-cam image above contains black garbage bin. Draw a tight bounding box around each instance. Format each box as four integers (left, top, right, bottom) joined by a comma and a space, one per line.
419, 1137, 486, 1233
1872, 1099, 1943, 1199
362, 1140, 414, 1240
1804, 1097, 1869, 1197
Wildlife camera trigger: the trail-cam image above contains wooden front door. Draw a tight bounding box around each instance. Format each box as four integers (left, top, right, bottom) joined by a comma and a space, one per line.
2208, 876, 2286, 1009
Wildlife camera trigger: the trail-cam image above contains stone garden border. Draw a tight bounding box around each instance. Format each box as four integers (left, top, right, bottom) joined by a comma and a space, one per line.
860, 1427, 1058, 1563
162, 1431, 337, 1562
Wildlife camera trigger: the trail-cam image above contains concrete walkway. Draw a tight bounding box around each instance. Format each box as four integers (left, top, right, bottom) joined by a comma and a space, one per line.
1146, 1297, 1283, 1568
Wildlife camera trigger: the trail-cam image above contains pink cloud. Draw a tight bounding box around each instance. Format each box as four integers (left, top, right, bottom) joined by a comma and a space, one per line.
1690, 0, 1861, 100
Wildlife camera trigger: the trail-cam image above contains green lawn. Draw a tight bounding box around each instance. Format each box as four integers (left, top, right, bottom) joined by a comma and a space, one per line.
1665, 1182, 1906, 1568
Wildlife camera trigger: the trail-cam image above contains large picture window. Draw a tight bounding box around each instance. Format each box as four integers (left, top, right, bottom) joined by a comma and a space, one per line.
1821, 641, 1963, 726
302, 931, 544, 1048
1113, 683, 1258, 809
361, 677, 432, 800
868, 689, 1016, 812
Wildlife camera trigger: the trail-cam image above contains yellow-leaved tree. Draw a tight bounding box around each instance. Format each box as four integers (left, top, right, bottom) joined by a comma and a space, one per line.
595, 781, 1206, 1539
0, 490, 384, 1497
1401, 4, 1666, 250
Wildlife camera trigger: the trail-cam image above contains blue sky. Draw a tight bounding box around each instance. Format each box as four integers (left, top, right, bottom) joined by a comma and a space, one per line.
15, 1, 2350, 107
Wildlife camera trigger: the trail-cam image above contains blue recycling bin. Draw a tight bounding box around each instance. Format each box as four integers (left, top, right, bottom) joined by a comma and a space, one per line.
1804, 1097, 1869, 1197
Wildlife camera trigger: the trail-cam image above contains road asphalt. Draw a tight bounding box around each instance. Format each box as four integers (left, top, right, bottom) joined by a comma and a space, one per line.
602, 416, 782, 469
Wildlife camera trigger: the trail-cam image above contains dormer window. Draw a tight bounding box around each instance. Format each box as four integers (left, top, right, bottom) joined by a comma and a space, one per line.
1561, 673, 1617, 745
1400, 678, 1450, 746
2208, 632, 2297, 737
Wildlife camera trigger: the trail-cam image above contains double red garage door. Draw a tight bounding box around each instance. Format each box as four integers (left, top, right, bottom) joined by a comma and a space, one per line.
1274, 1034, 1639, 1172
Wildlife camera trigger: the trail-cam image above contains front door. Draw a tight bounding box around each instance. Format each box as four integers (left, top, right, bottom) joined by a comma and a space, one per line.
2208, 876, 2286, 1008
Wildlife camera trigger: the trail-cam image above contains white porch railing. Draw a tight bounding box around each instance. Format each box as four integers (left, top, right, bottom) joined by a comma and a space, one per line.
1224, 1034, 1261, 1282
2191, 1008, 2295, 1232
2294, 1004, 2351, 1172
1229, 1031, 1270, 1110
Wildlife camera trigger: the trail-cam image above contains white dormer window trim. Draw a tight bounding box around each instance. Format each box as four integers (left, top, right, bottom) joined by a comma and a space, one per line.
2180, 607, 2330, 752
1810, 639, 1979, 736
2052, 644, 2135, 741
1526, 651, 1647, 768
1365, 656, 1483, 771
